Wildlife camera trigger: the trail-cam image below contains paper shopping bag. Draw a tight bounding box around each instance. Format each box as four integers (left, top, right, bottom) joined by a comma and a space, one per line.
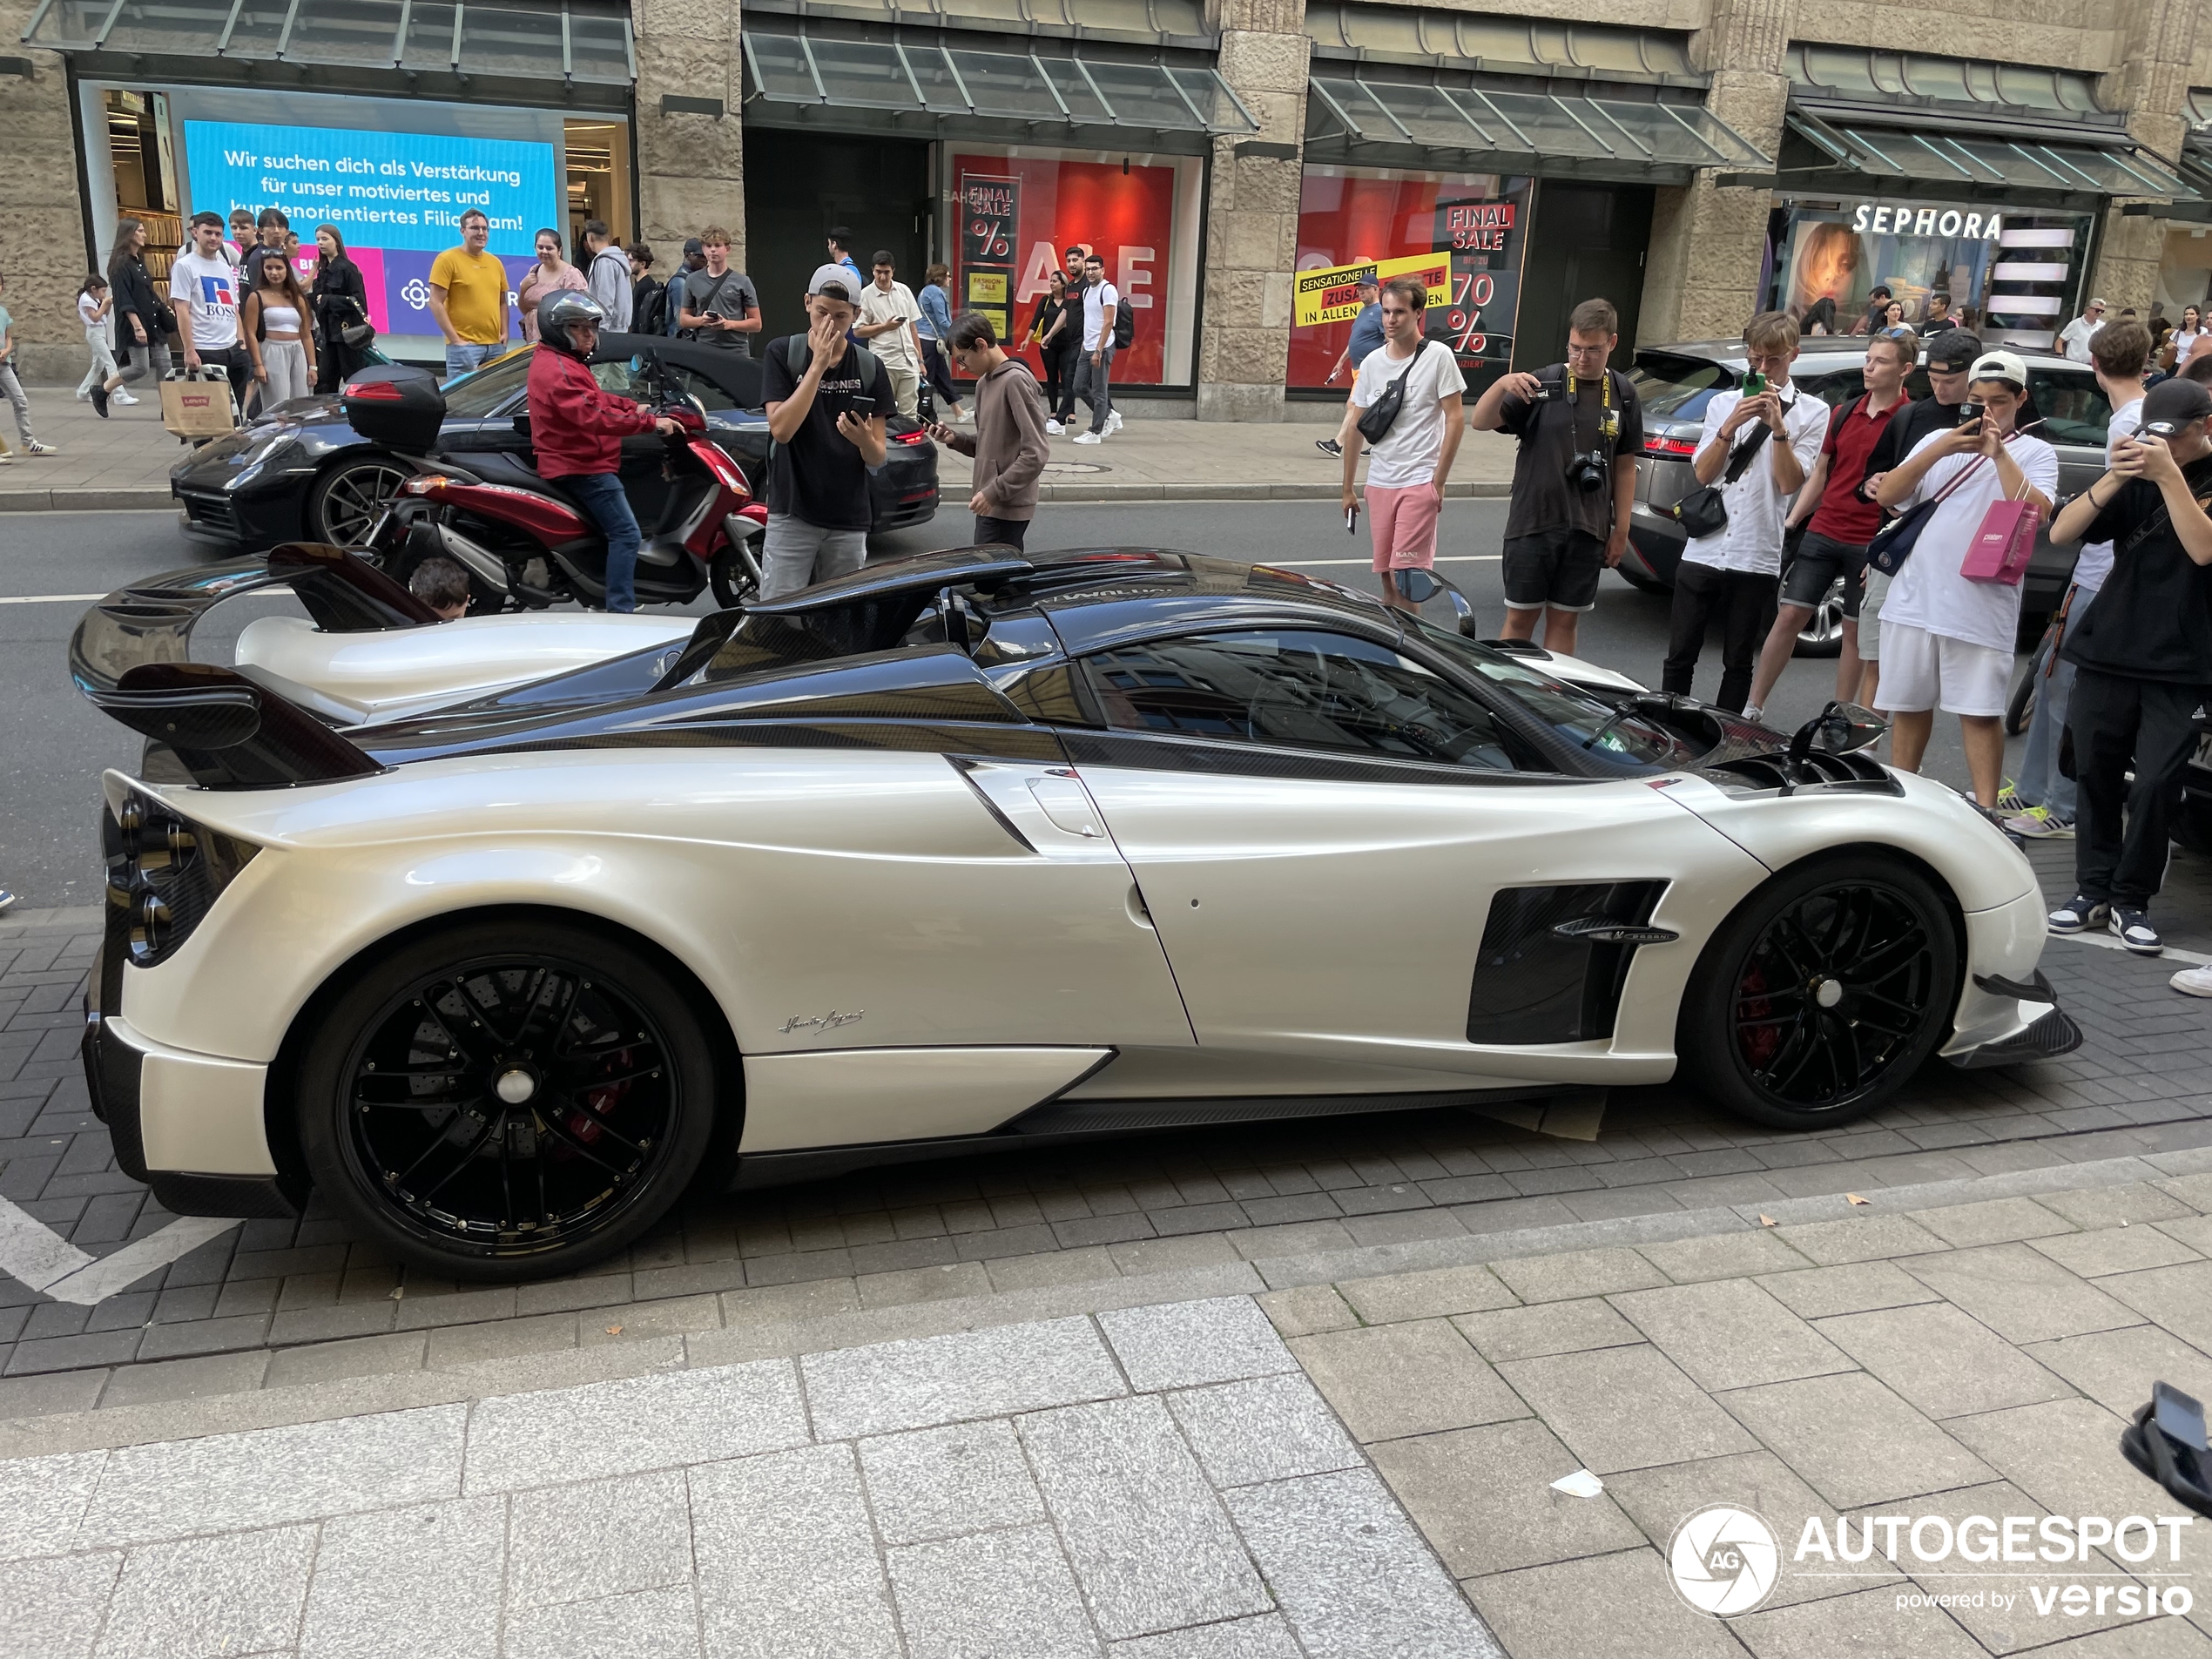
1961, 498, 2040, 585
160, 368, 239, 439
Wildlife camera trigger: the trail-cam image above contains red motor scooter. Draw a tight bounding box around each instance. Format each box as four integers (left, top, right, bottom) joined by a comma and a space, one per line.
347, 361, 770, 612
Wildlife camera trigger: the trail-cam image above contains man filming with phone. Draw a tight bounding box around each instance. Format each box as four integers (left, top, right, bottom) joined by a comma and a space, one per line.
760, 264, 889, 598
1469, 298, 1641, 658
2047, 375, 2212, 969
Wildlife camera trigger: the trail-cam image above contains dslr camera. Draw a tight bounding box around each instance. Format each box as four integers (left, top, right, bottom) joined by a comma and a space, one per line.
1565, 449, 1608, 494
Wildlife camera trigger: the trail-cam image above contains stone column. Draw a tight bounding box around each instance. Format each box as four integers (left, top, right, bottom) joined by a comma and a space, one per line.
2087, 0, 2202, 312
1195, 0, 1308, 421
0, 16, 95, 376
632, 0, 750, 266
1638, 0, 1795, 344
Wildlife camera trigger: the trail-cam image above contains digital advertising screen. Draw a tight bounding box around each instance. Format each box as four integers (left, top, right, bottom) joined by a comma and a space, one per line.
181, 118, 560, 341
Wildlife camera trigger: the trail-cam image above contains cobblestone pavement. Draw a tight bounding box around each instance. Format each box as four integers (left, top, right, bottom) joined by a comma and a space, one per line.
3, 835, 2209, 1393
1, 1150, 2209, 1656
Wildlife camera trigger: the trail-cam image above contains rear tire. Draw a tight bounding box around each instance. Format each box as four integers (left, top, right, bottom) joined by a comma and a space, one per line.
2004, 663, 2039, 737
1678, 854, 1958, 1130
296, 919, 720, 1281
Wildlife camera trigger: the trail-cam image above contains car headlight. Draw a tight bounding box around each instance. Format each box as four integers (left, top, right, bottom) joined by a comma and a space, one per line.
101, 790, 259, 970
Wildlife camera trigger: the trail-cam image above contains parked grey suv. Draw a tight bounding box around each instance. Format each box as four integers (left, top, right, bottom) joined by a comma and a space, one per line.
1619, 337, 2113, 652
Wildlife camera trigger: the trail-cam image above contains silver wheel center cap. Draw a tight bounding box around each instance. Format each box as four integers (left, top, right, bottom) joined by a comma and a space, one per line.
495, 1069, 537, 1105
1814, 978, 1844, 1009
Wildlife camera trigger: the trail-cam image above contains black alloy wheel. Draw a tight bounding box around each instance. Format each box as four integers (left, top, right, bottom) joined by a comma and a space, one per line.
299, 921, 718, 1278
310, 456, 414, 547
1681, 855, 1958, 1129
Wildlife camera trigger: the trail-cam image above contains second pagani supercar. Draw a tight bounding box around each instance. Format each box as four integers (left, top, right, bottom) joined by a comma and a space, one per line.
74, 544, 2079, 1280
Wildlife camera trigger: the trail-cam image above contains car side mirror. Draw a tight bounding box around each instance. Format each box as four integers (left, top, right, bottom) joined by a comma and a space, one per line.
511, 414, 532, 441
2121, 1381, 2212, 1518
1788, 699, 1885, 761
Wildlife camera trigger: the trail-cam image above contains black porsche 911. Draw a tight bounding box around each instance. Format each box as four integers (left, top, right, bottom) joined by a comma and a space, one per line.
170, 334, 941, 551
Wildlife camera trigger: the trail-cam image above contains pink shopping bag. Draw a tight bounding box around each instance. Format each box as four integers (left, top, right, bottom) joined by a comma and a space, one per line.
1961, 497, 2040, 584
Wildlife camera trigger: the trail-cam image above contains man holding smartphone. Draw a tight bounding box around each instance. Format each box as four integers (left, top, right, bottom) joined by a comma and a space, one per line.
760, 264, 890, 598
927, 311, 1049, 549
2048, 374, 2212, 967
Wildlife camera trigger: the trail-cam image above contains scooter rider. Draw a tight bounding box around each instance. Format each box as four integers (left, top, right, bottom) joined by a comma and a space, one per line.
528, 290, 682, 613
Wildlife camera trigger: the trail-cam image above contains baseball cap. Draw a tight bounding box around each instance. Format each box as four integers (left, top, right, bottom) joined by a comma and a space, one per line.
1925, 330, 1982, 371
1967, 350, 2028, 388
2090, 296, 2109, 307
2142, 375, 2212, 428
683, 236, 704, 257
807, 262, 860, 303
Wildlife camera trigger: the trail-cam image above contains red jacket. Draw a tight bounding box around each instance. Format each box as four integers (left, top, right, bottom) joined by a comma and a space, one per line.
526, 346, 657, 477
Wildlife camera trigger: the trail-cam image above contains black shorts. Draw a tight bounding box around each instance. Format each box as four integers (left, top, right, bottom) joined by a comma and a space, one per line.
1781, 529, 1870, 617
1502, 528, 1606, 613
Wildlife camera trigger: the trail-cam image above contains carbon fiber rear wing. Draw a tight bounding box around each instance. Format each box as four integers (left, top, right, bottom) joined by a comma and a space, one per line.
69, 542, 439, 697
72, 543, 418, 788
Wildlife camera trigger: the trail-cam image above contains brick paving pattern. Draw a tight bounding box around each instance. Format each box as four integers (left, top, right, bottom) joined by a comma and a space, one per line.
3, 834, 2209, 1379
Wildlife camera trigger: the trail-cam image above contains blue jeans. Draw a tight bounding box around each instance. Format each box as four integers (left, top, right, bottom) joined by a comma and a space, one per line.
2018, 589, 2090, 821
562, 471, 643, 613
443, 342, 498, 381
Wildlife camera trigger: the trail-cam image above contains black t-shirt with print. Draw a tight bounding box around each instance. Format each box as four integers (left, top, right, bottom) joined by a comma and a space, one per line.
762, 336, 886, 531
2063, 455, 2212, 685
1495, 368, 1644, 542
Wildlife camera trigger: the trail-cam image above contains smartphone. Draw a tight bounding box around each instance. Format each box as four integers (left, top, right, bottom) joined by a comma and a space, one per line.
1742, 370, 1767, 397
1345, 502, 1359, 535
1959, 401, 1986, 424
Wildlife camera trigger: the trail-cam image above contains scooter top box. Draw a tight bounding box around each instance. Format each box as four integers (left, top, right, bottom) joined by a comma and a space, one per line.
340, 363, 448, 454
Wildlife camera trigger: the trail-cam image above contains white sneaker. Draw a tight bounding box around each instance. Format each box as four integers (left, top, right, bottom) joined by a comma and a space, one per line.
1107, 410, 1123, 433
1073, 431, 1103, 445
2173, 964, 2212, 997
1742, 705, 1763, 724
1046, 420, 1064, 435
75, 388, 91, 402
113, 391, 140, 406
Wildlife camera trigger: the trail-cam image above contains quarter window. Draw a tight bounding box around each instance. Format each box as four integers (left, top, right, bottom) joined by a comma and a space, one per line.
1077, 630, 1531, 772
2025, 368, 2112, 448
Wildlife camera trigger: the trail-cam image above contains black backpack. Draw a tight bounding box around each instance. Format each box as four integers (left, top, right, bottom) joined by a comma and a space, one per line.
1112, 290, 1136, 351
631, 277, 666, 338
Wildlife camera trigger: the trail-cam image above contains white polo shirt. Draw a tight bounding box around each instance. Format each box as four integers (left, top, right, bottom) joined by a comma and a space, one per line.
1679, 387, 1829, 576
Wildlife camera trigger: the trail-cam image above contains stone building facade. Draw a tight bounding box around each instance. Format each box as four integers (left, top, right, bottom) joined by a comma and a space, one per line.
10, 0, 2209, 407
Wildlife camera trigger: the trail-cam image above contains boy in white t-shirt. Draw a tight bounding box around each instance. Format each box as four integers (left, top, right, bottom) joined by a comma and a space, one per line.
1336, 276, 1467, 610
1871, 350, 2059, 806
170, 211, 251, 411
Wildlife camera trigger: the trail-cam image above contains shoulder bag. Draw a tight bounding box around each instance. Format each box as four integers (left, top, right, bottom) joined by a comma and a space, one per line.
681, 271, 734, 343
1866, 451, 1989, 577
1663, 399, 1777, 539
1961, 456, 2042, 584
1355, 341, 1435, 446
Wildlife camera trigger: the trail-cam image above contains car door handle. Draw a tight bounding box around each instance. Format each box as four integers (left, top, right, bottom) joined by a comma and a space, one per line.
1028, 775, 1104, 837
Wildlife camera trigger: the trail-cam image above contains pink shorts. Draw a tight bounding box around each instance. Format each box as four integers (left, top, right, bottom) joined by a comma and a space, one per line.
1367, 482, 1440, 571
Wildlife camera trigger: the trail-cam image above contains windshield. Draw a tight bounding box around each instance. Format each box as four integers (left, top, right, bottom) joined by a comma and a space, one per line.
1405, 617, 1695, 772
1631, 354, 1733, 423
441, 349, 534, 418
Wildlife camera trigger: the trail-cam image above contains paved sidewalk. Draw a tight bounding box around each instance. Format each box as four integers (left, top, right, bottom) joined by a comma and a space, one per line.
0, 395, 1519, 513
3, 1156, 2210, 1656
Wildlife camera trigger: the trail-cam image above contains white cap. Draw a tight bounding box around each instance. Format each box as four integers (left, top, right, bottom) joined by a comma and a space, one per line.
1967, 350, 2027, 388
807, 263, 860, 303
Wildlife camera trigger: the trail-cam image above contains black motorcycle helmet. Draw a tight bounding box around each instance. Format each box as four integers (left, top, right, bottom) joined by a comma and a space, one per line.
538, 289, 605, 357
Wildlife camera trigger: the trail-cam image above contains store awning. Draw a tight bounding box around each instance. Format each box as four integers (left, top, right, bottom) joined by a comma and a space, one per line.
1784, 108, 2196, 199
20, 0, 633, 85
1303, 71, 1770, 184
739, 17, 1255, 147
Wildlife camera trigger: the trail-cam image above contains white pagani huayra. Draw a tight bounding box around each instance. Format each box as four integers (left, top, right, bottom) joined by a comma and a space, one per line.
73, 543, 2077, 1279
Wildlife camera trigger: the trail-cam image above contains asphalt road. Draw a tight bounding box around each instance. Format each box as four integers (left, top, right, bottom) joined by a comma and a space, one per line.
0, 500, 2000, 907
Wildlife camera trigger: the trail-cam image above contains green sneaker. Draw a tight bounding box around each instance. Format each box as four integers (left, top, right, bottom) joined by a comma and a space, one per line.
1993, 779, 2028, 814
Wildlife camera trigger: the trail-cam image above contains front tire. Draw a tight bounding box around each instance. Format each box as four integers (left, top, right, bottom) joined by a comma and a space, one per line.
710, 533, 763, 610
309, 456, 413, 546
1678, 855, 1958, 1130
297, 920, 719, 1281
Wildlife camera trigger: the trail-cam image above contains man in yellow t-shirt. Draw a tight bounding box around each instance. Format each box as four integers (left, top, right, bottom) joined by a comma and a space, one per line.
428, 209, 509, 380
